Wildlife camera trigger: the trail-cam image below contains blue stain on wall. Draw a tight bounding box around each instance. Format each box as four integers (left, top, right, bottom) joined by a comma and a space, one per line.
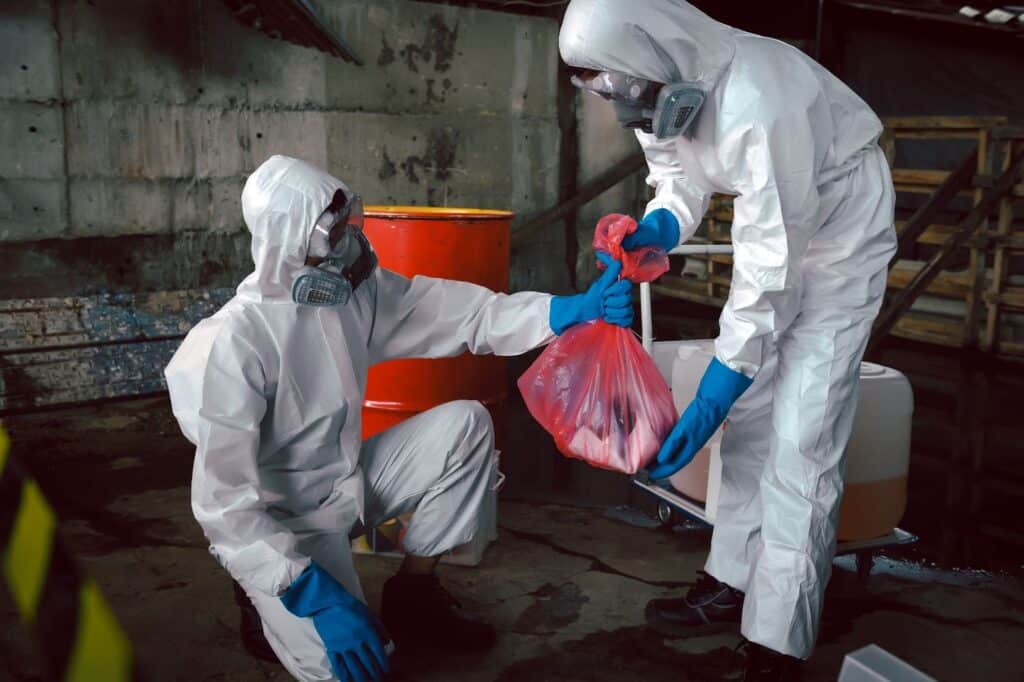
0, 288, 235, 413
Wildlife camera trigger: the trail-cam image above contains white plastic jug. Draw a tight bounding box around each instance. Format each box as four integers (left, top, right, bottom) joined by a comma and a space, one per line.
657, 341, 725, 522
838, 362, 913, 540
657, 340, 913, 540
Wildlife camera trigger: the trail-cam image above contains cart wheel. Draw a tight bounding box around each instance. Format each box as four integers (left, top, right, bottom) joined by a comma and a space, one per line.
657, 502, 675, 528
855, 551, 874, 585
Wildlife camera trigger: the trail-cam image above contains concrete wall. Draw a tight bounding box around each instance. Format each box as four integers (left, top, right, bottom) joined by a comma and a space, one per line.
0, 0, 568, 299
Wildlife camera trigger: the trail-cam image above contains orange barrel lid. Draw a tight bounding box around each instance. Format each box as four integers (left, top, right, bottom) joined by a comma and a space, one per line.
364, 206, 514, 221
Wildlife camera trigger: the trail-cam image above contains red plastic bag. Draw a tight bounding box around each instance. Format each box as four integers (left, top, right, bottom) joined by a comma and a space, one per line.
517, 321, 678, 474
593, 213, 670, 283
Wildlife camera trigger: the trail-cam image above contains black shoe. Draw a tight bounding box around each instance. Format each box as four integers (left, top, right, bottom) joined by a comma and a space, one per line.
645, 571, 743, 637
381, 573, 497, 653
233, 581, 280, 664
739, 640, 801, 682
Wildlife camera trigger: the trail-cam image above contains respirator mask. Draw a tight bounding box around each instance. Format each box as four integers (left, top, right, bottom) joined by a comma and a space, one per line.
570, 70, 705, 139
291, 189, 377, 307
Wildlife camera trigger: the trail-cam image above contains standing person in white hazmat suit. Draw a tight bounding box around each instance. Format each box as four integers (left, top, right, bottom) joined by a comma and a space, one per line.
559, 0, 896, 678
164, 155, 634, 682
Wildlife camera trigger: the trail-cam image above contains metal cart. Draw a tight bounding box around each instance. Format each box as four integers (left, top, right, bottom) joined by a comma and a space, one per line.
633, 244, 917, 584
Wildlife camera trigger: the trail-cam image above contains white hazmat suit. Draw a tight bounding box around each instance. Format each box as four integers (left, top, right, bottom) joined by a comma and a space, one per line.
560, 0, 897, 658
165, 155, 555, 679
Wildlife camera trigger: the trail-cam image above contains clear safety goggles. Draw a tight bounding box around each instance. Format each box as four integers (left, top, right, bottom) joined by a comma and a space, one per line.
569, 69, 660, 107
292, 189, 376, 307
307, 190, 365, 264
570, 67, 705, 140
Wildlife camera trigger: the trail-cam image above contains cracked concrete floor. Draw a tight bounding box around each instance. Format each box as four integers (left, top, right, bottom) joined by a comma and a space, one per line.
2, 397, 1023, 681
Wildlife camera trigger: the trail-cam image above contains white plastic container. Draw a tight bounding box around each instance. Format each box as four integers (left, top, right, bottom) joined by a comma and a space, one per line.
656, 340, 913, 540
839, 363, 913, 541
839, 645, 936, 682
655, 341, 725, 523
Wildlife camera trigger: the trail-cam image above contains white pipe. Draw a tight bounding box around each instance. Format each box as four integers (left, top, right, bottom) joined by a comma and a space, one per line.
640, 282, 653, 354
641, 244, 734, 356
670, 244, 734, 256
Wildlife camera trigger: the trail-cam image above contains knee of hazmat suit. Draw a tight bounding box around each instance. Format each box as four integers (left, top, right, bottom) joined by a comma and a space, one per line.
559, 0, 891, 378
164, 155, 557, 598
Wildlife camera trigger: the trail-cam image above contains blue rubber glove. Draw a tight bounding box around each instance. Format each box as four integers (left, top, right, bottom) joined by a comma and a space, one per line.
648, 358, 754, 480
549, 251, 633, 335
280, 563, 389, 682
621, 208, 681, 252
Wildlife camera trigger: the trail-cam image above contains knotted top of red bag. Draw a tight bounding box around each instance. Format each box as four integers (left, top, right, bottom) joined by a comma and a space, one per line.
593, 214, 671, 284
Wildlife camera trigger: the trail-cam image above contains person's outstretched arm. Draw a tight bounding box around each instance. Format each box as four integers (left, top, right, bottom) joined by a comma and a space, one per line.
368, 255, 632, 364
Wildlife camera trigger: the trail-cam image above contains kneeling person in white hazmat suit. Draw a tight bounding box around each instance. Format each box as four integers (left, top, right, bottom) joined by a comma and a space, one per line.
165, 155, 634, 682
559, 1, 897, 679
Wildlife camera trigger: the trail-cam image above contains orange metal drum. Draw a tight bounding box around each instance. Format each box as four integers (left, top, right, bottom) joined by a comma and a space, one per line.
361, 206, 513, 445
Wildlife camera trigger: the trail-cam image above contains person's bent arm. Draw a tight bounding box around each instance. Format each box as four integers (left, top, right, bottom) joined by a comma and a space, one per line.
172, 329, 310, 597
626, 131, 713, 251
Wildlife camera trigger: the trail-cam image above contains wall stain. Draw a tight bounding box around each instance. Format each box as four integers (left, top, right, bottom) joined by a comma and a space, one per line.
424, 79, 443, 104
425, 78, 454, 105
400, 157, 421, 184
377, 35, 396, 67
399, 127, 459, 185
399, 14, 460, 74
425, 127, 458, 181
198, 259, 225, 284
378, 148, 397, 181
425, 186, 448, 206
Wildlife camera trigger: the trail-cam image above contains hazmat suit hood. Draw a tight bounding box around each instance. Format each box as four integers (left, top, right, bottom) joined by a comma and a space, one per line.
237, 155, 347, 303
558, 0, 737, 89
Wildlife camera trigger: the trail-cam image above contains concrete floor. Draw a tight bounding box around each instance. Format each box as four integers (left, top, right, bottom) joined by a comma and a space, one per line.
2, 392, 1023, 681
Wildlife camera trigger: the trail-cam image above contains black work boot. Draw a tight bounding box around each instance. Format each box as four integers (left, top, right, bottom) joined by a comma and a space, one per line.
739, 640, 801, 681
645, 571, 743, 636
233, 581, 280, 663
381, 573, 497, 653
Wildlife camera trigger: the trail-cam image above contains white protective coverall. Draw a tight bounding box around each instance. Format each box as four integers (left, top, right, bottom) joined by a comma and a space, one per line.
561, 0, 897, 658
165, 155, 555, 679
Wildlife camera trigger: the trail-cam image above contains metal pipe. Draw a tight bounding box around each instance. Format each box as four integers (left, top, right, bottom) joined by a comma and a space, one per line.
640, 282, 653, 354
511, 152, 647, 248
642, 244, 735, 355
669, 244, 734, 256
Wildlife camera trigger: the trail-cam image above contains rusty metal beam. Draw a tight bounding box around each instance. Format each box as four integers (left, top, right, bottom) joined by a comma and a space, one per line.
221, 0, 363, 64
511, 152, 647, 249
892, 147, 978, 263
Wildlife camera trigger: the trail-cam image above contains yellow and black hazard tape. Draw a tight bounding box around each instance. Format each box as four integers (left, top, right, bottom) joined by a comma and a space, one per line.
0, 425, 136, 681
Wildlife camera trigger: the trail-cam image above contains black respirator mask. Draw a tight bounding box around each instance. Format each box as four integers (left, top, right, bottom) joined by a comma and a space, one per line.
570, 70, 705, 139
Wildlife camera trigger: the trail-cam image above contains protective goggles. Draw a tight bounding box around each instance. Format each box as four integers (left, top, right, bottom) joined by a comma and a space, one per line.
308, 189, 366, 261
569, 68, 705, 140
570, 69, 660, 107
292, 190, 377, 307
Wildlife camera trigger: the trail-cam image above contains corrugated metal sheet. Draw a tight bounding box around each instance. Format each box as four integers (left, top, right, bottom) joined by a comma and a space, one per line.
221, 0, 363, 64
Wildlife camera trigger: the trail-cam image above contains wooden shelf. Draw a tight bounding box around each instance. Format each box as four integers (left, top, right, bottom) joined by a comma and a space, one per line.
666, 116, 1024, 357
